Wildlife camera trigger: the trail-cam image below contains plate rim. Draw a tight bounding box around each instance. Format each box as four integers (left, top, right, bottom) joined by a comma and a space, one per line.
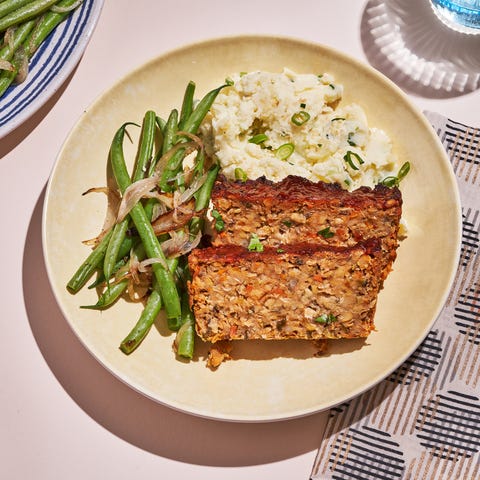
42, 34, 462, 422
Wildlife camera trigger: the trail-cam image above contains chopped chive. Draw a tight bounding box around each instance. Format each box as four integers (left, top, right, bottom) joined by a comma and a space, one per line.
291, 110, 310, 126
248, 133, 268, 144
397, 161, 411, 181
315, 313, 337, 324
318, 226, 334, 238
282, 219, 293, 228
211, 209, 225, 232
331, 117, 345, 122
379, 161, 411, 187
247, 233, 264, 252
234, 167, 248, 182
343, 150, 364, 171
300, 102, 306, 108
225, 77, 234, 86
329, 84, 336, 89
347, 132, 357, 146
275, 142, 295, 161
276, 248, 285, 253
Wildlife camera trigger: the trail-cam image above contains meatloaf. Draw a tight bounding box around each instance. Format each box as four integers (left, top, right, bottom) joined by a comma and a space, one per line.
210, 175, 402, 278
188, 239, 384, 343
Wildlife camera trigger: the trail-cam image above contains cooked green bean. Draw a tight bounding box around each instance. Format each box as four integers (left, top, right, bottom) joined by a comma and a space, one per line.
178, 81, 195, 130
80, 278, 128, 310
0, 0, 81, 96
0, 0, 59, 32
104, 111, 156, 282
189, 163, 220, 235
180, 83, 226, 134
66, 229, 114, 294
110, 123, 181, 320
119, 288, 162, 354
159, 84, 225, 192
0, 0, 34, 19
162, 108, 178, 155
175, 291, 195, 359
0, 19, 35, 61
88, 257, 126, 289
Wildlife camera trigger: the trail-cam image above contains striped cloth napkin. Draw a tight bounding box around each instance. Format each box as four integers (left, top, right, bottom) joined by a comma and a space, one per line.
311, 112, 480, 480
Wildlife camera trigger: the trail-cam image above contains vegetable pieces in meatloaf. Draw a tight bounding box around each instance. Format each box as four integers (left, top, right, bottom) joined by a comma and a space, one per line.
188, 240, 384, 342
210, 175, 402, 279
187, 175, 403, 344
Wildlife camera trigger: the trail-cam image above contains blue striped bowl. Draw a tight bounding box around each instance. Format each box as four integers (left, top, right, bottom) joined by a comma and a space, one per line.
0, 0, 104, 138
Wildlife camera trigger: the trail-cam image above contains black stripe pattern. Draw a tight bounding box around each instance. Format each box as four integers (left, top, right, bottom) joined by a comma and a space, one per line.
415, 391, 480, 461
327, 426, 405, 479
386, 330, 442, 385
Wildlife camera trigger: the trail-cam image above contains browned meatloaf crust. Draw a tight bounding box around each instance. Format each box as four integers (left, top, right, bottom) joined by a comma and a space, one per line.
188, 239, 384, 343
211, 175, 402, 278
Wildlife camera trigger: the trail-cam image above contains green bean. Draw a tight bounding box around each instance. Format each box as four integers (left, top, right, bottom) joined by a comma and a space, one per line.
175, 291, 195, 359
162, 108, 178, 155
103, 111, 156, 282
88, 257, 127, 289
180, 83, 226, 134
159, 84, 225, 192
155, 115, 166, 133
80, 278, 128, 310
119, 288, 162, 354
110, 123, 181, 320
0, 19, 35, 61
0, 0, 34, 19
178, 81, 195, 130
0, 0, 79, 96
0, 0, 59, 32
66, 229, 114, 294
189, 163, 220, 235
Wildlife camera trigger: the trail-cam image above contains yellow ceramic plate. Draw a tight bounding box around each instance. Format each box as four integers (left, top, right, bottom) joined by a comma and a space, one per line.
42, 36, 461, 422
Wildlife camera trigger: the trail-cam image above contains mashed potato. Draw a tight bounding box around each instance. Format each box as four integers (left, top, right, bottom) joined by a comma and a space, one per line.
203, 69, 397, 191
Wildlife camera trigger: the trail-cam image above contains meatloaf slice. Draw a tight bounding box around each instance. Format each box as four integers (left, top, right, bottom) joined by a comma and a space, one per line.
210, 175, 402, 278
188, 239, 383, 343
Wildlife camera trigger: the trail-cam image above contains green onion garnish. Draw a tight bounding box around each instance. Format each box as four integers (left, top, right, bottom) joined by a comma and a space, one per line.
291, 111, 310, 126
234, 167, 248, 182
329, 84, 336, 89
379, 161, 411, 188
211, 210, 225, 232
331, 117, 345, 122
315, 313, 337, 324
343, 150, 364, 171
347, 132, 357, 146
318, 226, 334, 238
248, 133, 268, 144
275, 143, 295, 161
247, 233, 264, 252
300, 102, 306, 108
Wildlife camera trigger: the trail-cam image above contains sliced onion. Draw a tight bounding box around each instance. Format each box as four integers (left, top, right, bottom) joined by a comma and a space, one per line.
137, 256, 169, 273
151, 199, 199, 235
116, 176, 159, 222
50, 0, 84, 13
14, 47, 28, 84
82, 186, 121, 240
4, 27, 16, 50
175, 172, 208, 206
0, 59, 14, 72
161, 231, 202, 258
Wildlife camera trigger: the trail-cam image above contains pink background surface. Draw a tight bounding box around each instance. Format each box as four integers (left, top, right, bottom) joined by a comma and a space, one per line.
2, 1, 479, 478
